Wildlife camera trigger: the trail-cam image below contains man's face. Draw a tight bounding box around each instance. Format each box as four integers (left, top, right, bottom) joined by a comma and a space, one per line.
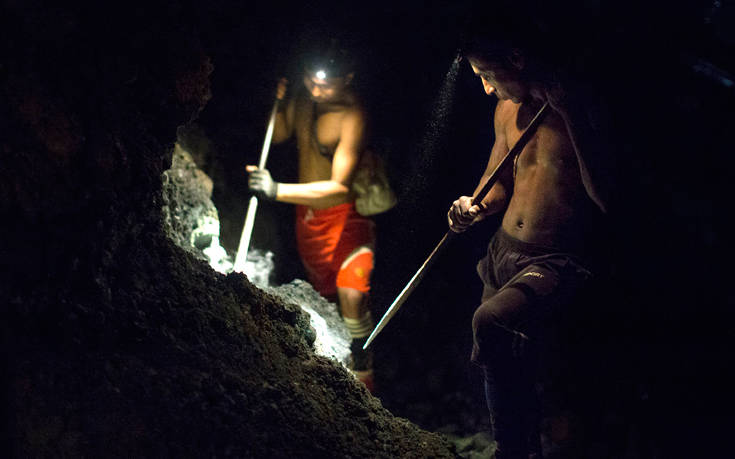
303, 71, 351, 102
469, 58, 528, 103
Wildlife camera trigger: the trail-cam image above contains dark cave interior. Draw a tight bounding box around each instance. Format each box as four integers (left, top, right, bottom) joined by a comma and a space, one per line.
2, 0, 734, 457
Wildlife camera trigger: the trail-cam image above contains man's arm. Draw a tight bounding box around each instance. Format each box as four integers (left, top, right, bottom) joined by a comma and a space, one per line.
272, 79, 294, 144
543, 84, 610, 214
448, 101, 512, 232
271, 108, 365, 208
552, 99, 610, 214
271, 101, 294, 144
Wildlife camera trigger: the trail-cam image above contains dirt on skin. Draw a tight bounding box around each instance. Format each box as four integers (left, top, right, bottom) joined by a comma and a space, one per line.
0, 3, 457, 457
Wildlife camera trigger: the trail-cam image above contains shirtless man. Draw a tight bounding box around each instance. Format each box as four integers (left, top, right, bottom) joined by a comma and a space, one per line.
448, 42, 608, 458
247, 46, 376, 391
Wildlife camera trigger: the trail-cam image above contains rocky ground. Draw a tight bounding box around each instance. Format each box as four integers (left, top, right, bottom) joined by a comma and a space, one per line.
160, 138, 496, 457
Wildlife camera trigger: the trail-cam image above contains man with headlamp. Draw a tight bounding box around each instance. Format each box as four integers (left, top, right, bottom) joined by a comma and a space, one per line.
247, 44, 377, 392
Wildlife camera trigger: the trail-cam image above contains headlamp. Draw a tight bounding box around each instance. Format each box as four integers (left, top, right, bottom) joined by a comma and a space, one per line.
303, 40, 354, 81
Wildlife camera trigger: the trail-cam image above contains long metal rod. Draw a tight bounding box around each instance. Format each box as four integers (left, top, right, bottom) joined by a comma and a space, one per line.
233, 98, 281, 273
364, 101, 549, 349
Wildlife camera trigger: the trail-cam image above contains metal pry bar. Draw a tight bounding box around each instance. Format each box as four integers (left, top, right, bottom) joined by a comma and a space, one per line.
233, 97, 281, 273
363, 101, 549, 349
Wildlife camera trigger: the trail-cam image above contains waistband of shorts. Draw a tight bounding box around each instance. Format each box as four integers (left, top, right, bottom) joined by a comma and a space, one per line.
296, 201, 355, 218
493, 227, 580, 257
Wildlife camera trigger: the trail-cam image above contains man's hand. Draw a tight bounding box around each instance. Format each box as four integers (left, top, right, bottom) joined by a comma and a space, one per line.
448, 196, 484, 233
276, 78, 288, 101
246, 166, 279, 200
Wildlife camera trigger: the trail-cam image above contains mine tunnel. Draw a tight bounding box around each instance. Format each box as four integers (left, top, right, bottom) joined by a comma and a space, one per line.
2, 1, 734, 458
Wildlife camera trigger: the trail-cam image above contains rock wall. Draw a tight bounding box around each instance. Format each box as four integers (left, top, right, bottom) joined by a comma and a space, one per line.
0, 3, 456, 457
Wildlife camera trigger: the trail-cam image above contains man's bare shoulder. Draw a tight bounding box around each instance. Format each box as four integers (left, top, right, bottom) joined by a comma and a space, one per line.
536, 107, 571, 143
340, 103, 367, 130
494, 99, 519, 126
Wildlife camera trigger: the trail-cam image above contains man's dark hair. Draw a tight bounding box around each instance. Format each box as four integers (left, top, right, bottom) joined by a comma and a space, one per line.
459, 6, 547, 70
302, 38, 356, 78
458, 1, 604, 83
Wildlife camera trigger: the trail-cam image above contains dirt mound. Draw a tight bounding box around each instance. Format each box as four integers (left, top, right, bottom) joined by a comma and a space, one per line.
0, 3, 457, 457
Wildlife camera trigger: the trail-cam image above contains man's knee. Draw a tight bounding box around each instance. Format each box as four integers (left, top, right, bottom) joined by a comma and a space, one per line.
472, 297, 516, 364
337, 286, 368, 318
474, 285, 529, 330
472, 299, 504, 339
472, 286, 532, 366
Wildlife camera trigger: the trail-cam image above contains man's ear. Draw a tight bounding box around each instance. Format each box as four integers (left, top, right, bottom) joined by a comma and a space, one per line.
509, 49, 525, 71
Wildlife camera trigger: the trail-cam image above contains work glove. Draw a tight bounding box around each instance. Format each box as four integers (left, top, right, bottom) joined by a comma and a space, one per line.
247, 167, 279, 200
447, 196, 483, 233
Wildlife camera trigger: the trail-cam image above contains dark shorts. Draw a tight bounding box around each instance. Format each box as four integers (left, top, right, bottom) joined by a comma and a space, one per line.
475, 228, 593, 335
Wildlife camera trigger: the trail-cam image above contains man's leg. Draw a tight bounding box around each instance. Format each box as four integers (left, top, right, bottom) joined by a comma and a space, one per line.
474, 258, 584, 458
338, 287, 374, 391
336, 246, 375, 392
473, 286, 539, 459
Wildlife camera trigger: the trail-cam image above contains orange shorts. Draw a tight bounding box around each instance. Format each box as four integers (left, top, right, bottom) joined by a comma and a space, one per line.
295, 202, 375, 297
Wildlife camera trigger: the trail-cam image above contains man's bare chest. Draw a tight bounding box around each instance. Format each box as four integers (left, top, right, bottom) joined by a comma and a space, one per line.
313, 111, 343, 147
503, 110, 575, 179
